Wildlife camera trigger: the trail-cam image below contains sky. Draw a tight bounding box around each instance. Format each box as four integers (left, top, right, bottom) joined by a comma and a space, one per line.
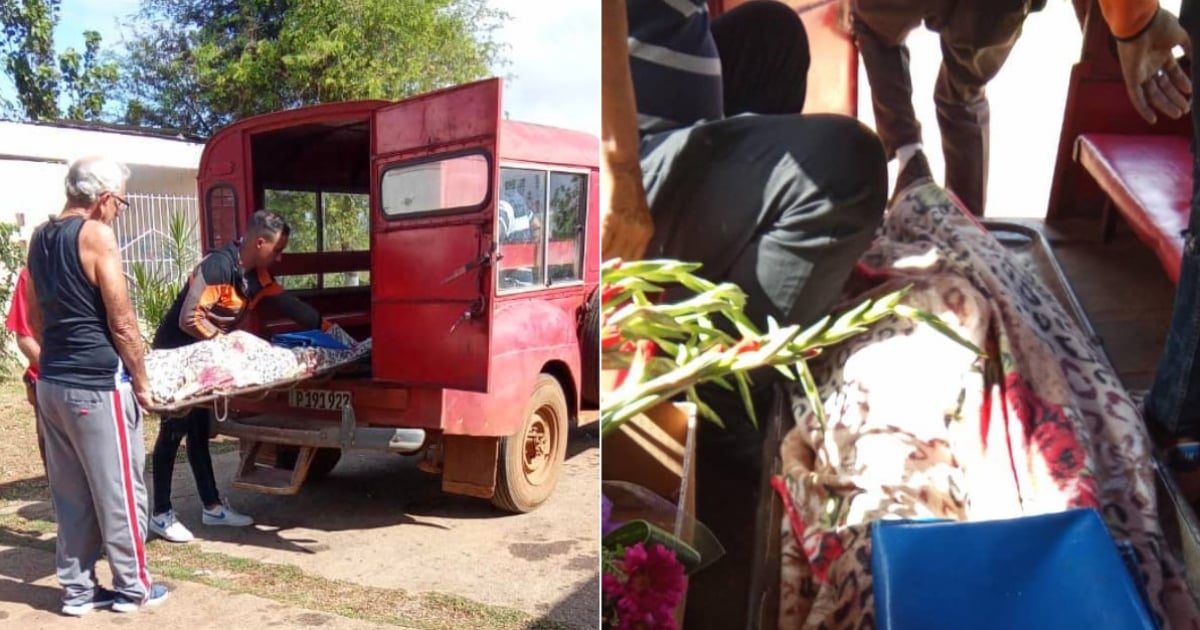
25, 0, 599, 136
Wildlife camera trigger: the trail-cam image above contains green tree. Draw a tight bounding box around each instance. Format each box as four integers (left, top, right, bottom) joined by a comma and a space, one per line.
263, 189, 370, 289
0, 0, 120, 121
121, 0, 508, 137
550, 175, 584, 241
59, 30, 120, 120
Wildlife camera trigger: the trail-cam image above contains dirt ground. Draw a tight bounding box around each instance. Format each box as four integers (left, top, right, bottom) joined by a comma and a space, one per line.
0, 379, 600, 629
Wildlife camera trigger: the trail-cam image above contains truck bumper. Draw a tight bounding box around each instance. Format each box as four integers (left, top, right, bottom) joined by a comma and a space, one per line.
217, 405, 426, 453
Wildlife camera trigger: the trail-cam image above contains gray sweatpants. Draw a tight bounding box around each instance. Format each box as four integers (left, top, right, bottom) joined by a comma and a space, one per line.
37, 379, 152, 606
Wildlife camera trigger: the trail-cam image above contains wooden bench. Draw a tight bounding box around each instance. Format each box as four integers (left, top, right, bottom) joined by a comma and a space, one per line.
1075, 133, 1192, 283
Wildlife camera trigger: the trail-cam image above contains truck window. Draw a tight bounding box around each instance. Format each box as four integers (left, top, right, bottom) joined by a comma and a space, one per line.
547, 172, 585, 286
497, 167, 587, 292
380, 153, 489, 217
322, 192, 370, 288
498, 168, 547, 290
265, 188, 370, 290
206, 185, 239, 251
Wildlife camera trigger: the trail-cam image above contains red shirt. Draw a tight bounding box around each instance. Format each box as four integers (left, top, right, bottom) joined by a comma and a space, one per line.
5, 268, 38, 379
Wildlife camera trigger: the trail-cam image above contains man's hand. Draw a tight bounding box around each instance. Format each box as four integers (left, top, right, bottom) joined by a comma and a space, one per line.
601, 164, 655, 262
134, 384, 155, 410
1117, 8, 1192, 124
836, 0, 854, 37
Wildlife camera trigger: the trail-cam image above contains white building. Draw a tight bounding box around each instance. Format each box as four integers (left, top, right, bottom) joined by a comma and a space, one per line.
0, 119, 204, 242
0, 119, 206, 284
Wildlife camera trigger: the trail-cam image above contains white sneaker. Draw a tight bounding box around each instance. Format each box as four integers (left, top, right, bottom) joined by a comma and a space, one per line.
202, 499, 254, 527
149, 510, 194, 543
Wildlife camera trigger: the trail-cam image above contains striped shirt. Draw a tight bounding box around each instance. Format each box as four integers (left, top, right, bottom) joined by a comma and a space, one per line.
628, 0, 723, 134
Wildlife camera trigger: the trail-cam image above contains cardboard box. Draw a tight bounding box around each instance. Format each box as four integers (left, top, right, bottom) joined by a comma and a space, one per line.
602, 401, 697, 539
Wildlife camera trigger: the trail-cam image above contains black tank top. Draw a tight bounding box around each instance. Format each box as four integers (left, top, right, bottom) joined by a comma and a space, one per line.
28, 216, 123, 390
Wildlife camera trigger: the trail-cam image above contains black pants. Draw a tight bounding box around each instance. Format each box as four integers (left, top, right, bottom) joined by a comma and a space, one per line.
853, 0, 1031, 216
152, 407, 220, 514
1146, 0, 1200, 439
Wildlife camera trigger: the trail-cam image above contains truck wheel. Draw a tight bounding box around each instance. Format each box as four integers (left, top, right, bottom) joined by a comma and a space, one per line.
493, 374, 568, 513
580, 287, 600, 406
272, 446, 342, 481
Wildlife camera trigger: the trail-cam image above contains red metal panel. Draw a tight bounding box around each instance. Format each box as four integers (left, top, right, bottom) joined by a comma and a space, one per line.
371, 221, 493, 391
196, 130, 248, 250
272, 251, 370, 276
443, 296, 581, 436
370, 80, 502, 392
374, 78, 502, 157
584, 167, 600, 284
499, 121, 599, 169
208, 101, 388, 138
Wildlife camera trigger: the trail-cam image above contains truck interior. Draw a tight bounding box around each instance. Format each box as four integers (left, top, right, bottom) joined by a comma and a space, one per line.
685, 0, 1200, 627
248, 117, 375, 345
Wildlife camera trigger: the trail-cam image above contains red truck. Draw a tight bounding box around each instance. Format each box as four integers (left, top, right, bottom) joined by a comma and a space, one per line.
193, 78, 600, 513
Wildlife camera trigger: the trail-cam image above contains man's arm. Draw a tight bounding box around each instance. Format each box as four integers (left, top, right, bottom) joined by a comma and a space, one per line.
15, 335, 39, 368
1098, 1, 1192, 124
176, 263, 225, 341
22, 270, 42, 346
263, 293, 327, 331
1097, 0, 1160, 39
7, 269, 41, 365
601, 0, 655, 262
83, 221, 151, 406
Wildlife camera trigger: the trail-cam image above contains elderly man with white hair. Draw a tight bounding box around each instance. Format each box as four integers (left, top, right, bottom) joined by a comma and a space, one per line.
23, 156, 168, 615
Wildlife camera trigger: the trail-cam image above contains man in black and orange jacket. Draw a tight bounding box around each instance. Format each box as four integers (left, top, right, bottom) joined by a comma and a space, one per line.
148, 210, 331, 543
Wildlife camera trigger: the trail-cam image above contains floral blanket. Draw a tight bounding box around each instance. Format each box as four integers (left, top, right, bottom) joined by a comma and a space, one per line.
775, 184, 1200, 629
146, 329, 372, 404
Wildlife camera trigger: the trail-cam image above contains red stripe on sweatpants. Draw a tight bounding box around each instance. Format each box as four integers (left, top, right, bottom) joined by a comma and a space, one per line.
111, 389, 152, 596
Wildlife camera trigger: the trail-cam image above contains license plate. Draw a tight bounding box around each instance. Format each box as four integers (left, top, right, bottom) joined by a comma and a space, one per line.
289, 389, 352, 411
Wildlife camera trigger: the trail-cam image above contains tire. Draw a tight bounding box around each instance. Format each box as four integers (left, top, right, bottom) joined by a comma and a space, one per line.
580, 287, 600, 406
271, 446, 342, 481
492, 374, 569, 513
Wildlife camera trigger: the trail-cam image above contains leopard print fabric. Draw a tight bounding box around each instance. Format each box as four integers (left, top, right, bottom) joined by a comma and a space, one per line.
775, 184, 1200, 629
146, 329, 372, 404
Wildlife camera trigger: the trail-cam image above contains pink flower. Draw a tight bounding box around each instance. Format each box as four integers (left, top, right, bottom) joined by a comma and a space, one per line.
606, 543, 686, 630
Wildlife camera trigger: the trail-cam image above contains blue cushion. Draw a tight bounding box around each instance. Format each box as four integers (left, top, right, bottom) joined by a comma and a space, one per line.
871, 508, 1155, 630
272, 330, 350, 350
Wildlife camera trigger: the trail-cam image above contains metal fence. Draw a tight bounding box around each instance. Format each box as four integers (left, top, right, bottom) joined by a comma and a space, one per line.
114, 192, 202, 281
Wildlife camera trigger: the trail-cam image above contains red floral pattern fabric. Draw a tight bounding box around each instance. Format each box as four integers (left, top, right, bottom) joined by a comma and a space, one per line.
146, 329, 371, 404
776, 184, 1200, 629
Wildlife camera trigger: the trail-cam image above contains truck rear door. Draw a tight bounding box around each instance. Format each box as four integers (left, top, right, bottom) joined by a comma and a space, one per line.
369, 79, 501, 392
